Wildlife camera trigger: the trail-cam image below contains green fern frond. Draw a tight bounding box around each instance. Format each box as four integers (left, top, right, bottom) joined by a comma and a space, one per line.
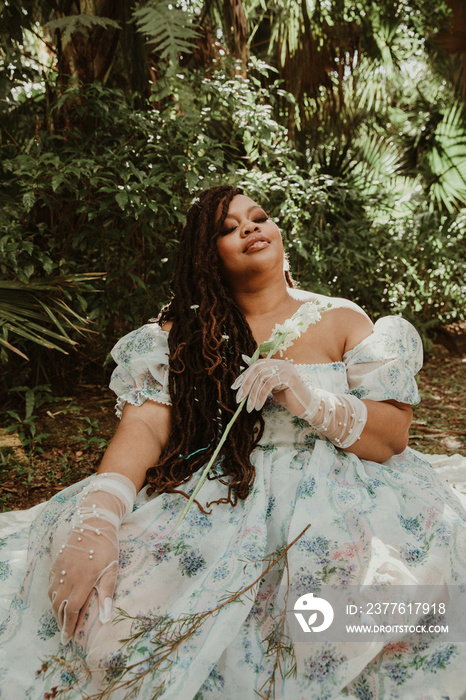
133, 2, 198, 63
44, 15, 121, 43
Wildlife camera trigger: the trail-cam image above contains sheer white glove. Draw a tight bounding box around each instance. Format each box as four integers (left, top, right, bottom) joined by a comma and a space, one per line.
232, 357, 367, 449
48, 472, 136, 645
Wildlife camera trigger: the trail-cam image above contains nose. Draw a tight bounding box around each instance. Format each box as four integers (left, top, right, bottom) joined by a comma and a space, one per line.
241, 221, 259, 237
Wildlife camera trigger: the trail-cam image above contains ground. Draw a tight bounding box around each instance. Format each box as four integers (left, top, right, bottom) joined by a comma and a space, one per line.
1, 344, 465, 512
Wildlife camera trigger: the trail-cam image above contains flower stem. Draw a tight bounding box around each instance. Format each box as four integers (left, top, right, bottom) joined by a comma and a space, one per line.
175, 397, 247, 527
175, 335, 287, 526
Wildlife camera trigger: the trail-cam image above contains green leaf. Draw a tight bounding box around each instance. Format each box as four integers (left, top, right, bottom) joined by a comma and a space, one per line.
0, 275, 103, 359
115, 190, 129, 210
22, 191, 35, 212
51, 173, 65, 192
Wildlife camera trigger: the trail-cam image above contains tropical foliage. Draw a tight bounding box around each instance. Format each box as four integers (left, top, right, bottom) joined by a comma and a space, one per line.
1, 0, 465, 390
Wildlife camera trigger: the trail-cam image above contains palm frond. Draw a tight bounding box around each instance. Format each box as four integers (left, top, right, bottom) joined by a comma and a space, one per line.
356, 131, 404, 180
426, 101, 466, 210
0, 274, 104, 360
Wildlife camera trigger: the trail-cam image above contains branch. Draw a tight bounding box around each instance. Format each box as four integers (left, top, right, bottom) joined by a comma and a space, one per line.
39, 524, 311, 699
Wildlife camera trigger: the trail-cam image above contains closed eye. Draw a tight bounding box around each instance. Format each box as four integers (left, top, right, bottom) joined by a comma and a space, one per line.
220, 211, 268, 235
220, 225, 236, 236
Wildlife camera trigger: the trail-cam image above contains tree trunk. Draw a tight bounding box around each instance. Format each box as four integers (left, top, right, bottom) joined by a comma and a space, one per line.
437, 0, 466, 97
52, 0, 148, 95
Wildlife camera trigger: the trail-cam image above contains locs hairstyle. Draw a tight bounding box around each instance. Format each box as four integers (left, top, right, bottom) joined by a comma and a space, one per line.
146, 185, 293, 509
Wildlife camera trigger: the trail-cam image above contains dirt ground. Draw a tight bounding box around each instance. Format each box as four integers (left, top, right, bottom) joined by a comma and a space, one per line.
1, 344, 465, 512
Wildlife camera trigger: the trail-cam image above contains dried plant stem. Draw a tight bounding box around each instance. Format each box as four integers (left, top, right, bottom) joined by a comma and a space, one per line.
40, 524, 310, 700
257, 531, 296, 700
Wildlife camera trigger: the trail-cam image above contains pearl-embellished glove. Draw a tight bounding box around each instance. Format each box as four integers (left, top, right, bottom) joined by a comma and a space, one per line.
232, 358, 367, 448
48, 472, 136, 645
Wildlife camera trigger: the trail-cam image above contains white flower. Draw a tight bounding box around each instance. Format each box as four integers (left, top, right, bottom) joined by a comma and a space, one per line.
299, 302, 322, 326
222, 334, 229, 341
277, 318, 297, 335
268, 301, 321, 354
190, 304, 199, 310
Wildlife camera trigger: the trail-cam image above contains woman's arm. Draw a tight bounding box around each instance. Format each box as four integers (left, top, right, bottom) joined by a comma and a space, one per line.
337, 308, 413, 461
49, 399, 171, 643
345, 399, 412, 462
235, 307, 415, 463
98, 399, 172, 490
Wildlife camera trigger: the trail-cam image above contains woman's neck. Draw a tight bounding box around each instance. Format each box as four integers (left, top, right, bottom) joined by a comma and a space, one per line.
231, 279, 298, 321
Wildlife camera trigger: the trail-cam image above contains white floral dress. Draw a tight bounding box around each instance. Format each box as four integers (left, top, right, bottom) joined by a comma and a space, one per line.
1, 304, 466, 700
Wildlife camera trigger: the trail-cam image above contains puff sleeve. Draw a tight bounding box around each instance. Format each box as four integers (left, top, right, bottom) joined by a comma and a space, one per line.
109, 323, 171, 418
343, 316, 423, 404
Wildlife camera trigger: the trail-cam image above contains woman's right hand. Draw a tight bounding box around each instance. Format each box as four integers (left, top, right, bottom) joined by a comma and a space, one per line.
47, 402, 170, 645
48, 474, 136, 645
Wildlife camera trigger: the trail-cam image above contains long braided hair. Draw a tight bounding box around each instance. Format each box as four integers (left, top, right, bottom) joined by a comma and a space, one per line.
146, 185, 293, 509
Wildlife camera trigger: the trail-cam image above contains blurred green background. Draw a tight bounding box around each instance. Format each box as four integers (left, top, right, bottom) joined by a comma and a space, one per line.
1, 0, 465, 392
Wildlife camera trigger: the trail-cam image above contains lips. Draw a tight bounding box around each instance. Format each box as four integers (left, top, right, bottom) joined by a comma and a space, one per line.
243, 233, 270, 253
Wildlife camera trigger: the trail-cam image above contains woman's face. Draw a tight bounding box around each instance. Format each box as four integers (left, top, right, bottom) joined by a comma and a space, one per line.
216, 194, 284, 287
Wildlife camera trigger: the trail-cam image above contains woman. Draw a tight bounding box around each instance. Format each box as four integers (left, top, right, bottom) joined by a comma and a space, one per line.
1, 185, 466, 699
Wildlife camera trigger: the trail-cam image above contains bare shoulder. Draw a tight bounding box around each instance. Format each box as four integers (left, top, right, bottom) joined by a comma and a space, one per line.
297, 290, 374, 355
327, 308, 373, 354
161, 320, 173, 332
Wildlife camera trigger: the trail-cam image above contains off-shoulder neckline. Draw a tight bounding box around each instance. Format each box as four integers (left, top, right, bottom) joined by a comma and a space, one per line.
155, 303, 404, 368
156, 296, 369, 339
156, 301, 373, 368
341, 316, 409, 360
294, 360, 345, 369
157, 324, 345, 370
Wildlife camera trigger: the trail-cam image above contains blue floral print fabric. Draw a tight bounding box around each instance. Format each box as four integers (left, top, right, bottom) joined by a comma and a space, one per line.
344, 316, 423, 404
0, 306, 465, 700
109, 322, 171, 417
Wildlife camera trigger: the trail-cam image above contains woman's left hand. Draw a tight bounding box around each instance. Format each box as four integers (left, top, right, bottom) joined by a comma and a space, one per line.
232, 357, 369, 451
231, 358, 312, 415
